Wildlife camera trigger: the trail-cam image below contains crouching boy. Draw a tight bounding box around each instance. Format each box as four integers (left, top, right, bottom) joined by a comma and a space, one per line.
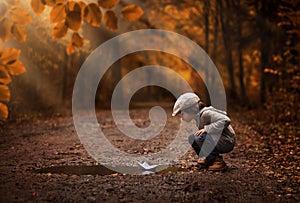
172, 92, 236, 171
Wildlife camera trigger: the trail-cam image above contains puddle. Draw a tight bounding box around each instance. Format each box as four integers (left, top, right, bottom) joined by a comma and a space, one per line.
35, 165, 186, 176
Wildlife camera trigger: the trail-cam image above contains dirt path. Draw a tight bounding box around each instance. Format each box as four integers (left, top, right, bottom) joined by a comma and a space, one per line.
0, 109, 298, 202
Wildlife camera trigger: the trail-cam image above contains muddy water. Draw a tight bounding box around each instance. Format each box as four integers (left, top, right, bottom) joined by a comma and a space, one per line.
35, 165, 186, 175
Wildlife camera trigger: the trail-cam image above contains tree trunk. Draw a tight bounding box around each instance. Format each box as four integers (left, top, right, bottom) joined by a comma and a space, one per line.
219, 0, 237, 98
204, 0, 210, 85
236, 0, 246, 100
259, 0, 269, 103
62, 52, 71, 103
210, 0, 219, 91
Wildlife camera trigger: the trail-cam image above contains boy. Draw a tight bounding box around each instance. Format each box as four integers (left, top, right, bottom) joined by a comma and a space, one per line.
172, 92, 236, 171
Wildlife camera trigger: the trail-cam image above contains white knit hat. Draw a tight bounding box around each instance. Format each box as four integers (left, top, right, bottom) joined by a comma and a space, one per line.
172, 92, 200, 116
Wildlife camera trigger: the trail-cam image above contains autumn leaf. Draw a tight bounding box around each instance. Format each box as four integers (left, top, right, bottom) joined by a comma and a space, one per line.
0, 3, 7, 20
50, 4, 66, 23
44, 0, 56, 7
104, 10, 118, 31
56, 0, 66, 4
0, 84, 10, 103
98, 0, 119, 9
84, 3, 102, 27
71, 32, 84, 48
65, 1, 86, 18
0, 65, 11, 85
0, 47, 25, 120
121, 4, 143, 21
6, 61, 26, 76
11, 23, 26, 42
66, 1, 84, 13
66, 43, 75, 55
10, 7, 32, 24
66, 11, 81, 32
77, 1, 86, 18
0, 102, 8, 119
0, 18, 12, 42
52, 22, 68, 39
0, 48, 20, 65
31, 0, 45, 15
73, 3, 81, 13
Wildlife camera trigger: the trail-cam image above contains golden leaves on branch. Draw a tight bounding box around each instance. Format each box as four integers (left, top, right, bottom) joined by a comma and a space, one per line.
122, 4, 144, 21
0, 48, 25, 76
104, 10, 118, 31
0, 0, 32, 43
0, 1, 31, 118
0, 46, 26, 119
29, 0, 144, 55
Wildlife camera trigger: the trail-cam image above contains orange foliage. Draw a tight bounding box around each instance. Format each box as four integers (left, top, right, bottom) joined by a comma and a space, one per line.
104, 10, 118, 31
122, 4, 144, 21
30, 0, 143, 55
0, 0, 143, 119
0, 0, 31, 42
0, 47, 26, 119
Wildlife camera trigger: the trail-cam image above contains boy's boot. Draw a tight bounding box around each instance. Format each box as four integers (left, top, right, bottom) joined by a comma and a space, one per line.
208, 156, 227, 171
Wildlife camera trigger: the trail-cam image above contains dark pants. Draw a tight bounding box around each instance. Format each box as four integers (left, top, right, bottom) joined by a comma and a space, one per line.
188, 133, 220, 160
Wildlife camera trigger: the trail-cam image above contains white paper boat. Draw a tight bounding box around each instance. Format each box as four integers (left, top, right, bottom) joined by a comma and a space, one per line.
137, 161, 159, 171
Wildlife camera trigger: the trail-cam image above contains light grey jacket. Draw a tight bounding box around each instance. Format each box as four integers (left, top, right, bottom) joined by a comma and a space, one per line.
195, 106, 236, 153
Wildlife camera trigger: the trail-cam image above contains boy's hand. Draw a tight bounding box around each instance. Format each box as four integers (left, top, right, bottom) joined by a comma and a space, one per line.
194, 129, 206, 136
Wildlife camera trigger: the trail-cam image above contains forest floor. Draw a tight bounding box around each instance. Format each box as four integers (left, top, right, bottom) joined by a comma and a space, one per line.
0, 108, 299, 202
